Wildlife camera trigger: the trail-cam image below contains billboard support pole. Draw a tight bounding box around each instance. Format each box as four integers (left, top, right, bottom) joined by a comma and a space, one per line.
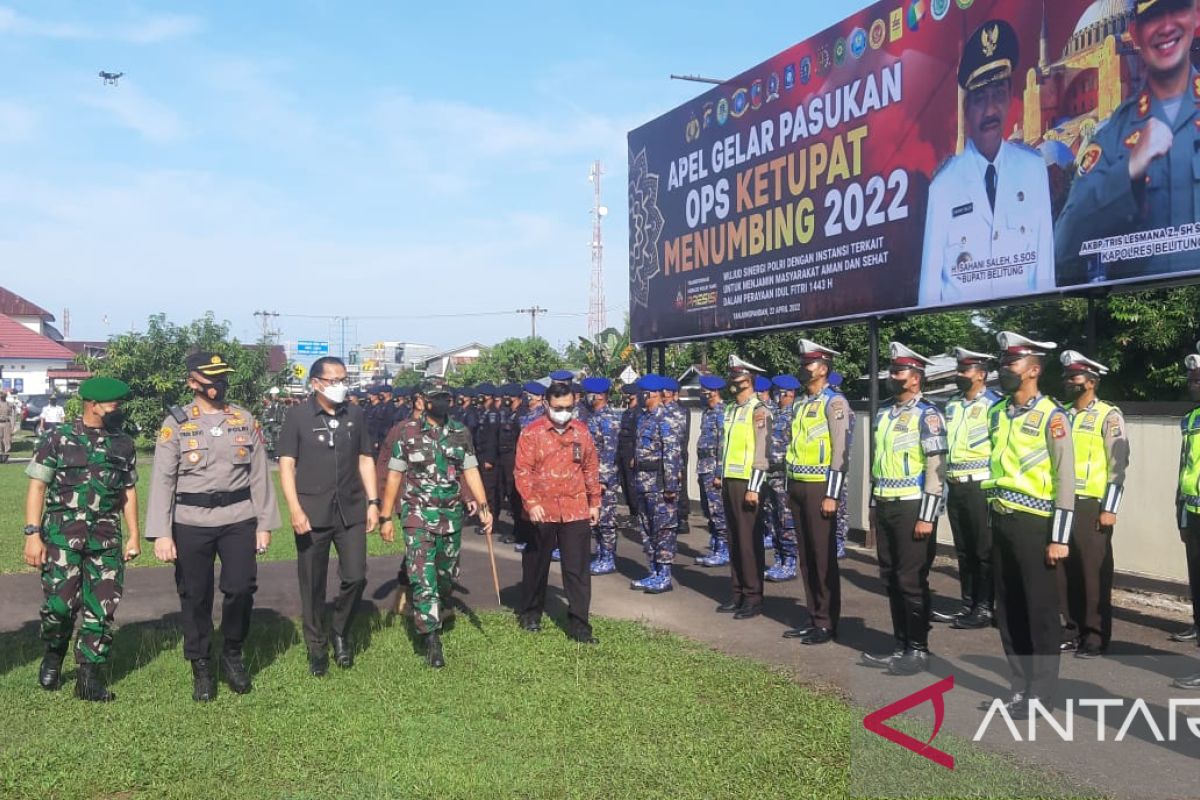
865, 317, 880, 551
1086, 296, 1098, 355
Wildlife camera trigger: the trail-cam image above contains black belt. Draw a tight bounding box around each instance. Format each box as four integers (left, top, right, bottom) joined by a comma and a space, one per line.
636, 461, 662, 472
697, 448, 716, 458
175, 487, 252, 508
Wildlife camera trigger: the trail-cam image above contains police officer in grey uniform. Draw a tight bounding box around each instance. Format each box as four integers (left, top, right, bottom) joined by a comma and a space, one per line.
0, 389, 14, 463
145, 352, 281, 702
1056, 0, 1200, 283
919, 19, 1054, 308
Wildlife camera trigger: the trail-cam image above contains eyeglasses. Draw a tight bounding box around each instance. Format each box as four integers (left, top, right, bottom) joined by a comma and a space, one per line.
316, 376, 348, 387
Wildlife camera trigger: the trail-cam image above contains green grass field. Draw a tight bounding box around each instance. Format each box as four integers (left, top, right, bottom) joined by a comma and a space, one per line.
0, 460, 401, 575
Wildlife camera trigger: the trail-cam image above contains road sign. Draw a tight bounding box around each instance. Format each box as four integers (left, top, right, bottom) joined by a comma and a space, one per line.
295, 340, 330, 356
291, 364, 306, 380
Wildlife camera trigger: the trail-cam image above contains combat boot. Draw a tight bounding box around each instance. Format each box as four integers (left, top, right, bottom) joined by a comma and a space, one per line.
630, 562, 658, 591
589, 547, 616, 575
644, 564, 674, 594
38, 646, 67, 691
425, 632, 445, 669
763, 533, 774, 551
765, 555, 798, 582
220, 650, 253, 695
192, 658, 217, 702
74, 662, 115, 702
696, 539, 729, 567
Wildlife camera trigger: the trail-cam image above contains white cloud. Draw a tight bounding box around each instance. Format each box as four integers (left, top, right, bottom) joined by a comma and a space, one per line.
120, 14, 205, 44
0, 100, 36, 142
0, 6, 202, 42
0, 5, 89, 38
80, 83, 185, 143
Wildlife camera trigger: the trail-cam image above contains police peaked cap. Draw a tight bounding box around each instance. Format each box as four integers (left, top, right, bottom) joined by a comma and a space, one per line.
889, 342, 935, 371
953, 347, 994, 367
727, 354, 765, 377
996, 331, 1056, 358
1137, 0, 1193, 18
798, 338, 840, 362
1060, 350, 1109, 377
958, 20, 1018, 91
186, 351, 233, 377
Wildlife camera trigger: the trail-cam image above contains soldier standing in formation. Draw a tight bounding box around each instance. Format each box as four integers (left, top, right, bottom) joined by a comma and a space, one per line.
1059, 351, 1129, 658
935, 347, 1002, 629
764, 374, 800, 582
629, 375, 683, 594
1174, 345, 1200, 689
582, 377, 622, 575
861, 343, 947, 676
694, 375, 729, 567
380, 380, 492, 668
146, 352, 281, 701
716, 356, 772, 619
23, 377, 139, 701
982, 332, 1075, 717
783, 340, 850, 646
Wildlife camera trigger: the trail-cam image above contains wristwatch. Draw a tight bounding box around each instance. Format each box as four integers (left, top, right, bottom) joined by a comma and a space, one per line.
23, 525, 41, 536
367, 499, 381, 508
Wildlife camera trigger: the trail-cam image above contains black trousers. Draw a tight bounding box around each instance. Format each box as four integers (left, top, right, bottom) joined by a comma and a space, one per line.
993, 509, 1061, 703
946, 480, 994, 611
295, 520, 368, 654
519, 519, 592, 632
620, 456, 639, 516
172, 518, 257, 661
1057, 498, 1114, 649
481, 462, 502, 522
787, 480, 841, 631
723, 479, 765, 607
678, 453, 691, 528
875, 500, 936, 649
1183, 512, 1200, 630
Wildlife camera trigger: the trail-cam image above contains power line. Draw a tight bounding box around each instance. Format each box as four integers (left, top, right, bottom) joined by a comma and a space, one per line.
515, 306, 548, 339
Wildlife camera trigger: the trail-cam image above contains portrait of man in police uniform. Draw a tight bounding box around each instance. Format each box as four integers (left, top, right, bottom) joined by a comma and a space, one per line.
918, 19, 1056, 308
1055, 0, 1200, 284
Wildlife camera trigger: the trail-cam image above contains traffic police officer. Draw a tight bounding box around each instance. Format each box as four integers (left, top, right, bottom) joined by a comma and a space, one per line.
582, 377, 623, 574
937, 347, 1002, 629
919, 19, 1055, 307
1173, 343, 1200, 689
784, 340, 851, 645
1056, 0, 1200, 282
694, 375, 729, 567
861, 344, 947, 675
146, 352, 282, 702
629, 375, 683, 594
716, 356, 772, 619
764, 374, 800, 582
1057, 351, 1129, 658
24, 377, 139, 702
982, 332, 1075, 717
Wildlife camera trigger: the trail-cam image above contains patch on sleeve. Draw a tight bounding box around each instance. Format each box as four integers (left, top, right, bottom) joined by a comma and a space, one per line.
159, 427, 173, 442
924, 412, 941, 435
1050, 415, 1067, 440
1077, 143, 1102, 175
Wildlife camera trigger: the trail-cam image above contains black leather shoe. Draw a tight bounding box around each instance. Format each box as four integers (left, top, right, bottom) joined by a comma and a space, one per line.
1074, 642, 1103, 659
309, 653, 329, 677
930, 610, 959, 624
74, 662, 115, 702
1059, 639, 1078, 653
979, 692, 1023, 711
799, 627, 834, 645
782, 626, 814, 639
192, 658, 217, 702
569, 628, 599, 645
1169, 625, 1198, 643
887, 648, 930, 676
38, 648, 66, 690
1171, 672, 1200, 690
425, 632, 445, 669
518, 614, 542, 633
220, 651, 253, 694
861, 649, 903, 669
500, 534, 516, 544
331, 634, 353, 669
716, 599, 743, 614
952, 608, 993, 629
1007, 695, 1045, 720
733, 605, 762, 620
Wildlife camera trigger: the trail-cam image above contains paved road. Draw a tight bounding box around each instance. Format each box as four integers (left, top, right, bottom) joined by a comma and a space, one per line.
2, 513, 1198, 799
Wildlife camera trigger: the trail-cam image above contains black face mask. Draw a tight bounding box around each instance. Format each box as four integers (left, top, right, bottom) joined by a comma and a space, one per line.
428, 397, 452, 420
887, 377, 907, 395
954, 376, 974, 394
101, 409, 126, 431
1062, 382, 1086, 399
998, 369, 1023, 394
198, 378, 228, 405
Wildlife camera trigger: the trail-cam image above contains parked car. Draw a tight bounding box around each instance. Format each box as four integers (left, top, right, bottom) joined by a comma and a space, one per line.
18, 394, 51, 431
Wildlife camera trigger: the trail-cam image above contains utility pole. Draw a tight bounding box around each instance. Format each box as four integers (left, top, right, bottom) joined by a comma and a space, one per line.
588, 161, 607, 340
516, 307, 548, 340
253, 310, 280, 342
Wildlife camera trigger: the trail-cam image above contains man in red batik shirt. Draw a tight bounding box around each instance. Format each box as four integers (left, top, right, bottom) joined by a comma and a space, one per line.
514, 379, 601, 643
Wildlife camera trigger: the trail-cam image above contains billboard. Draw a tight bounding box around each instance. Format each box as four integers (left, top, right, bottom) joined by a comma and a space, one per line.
628, 0, 1200, 344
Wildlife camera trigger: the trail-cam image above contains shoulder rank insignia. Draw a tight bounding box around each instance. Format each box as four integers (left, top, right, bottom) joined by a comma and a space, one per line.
1078, 143, 1102, 176
1193, 75, 1200, 100
1124, 130, 1141, 149
1137, 90, 1150, 118
1027, 410, 1045, 428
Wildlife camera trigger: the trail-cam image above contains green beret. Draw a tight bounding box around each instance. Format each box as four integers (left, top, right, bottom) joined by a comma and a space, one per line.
79, 377, 131, 402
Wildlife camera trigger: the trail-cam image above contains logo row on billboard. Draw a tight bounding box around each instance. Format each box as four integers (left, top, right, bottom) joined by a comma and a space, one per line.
684, 0, 977, 143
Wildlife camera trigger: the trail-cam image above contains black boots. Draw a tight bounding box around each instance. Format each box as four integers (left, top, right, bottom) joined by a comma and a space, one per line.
220, 651, 253, 694
331, 634, 353, 669
74, 663, 115, 702
38, 647, 66, 690
425, 632, 445, 669
192, 658, 217, 702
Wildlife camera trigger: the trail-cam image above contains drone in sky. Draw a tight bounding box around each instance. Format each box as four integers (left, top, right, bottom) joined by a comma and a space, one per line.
98, 71, 124, 86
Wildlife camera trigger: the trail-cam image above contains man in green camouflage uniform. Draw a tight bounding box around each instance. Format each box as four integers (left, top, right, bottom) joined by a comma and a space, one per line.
22, 377, 140, 701
380, 380, 492, 668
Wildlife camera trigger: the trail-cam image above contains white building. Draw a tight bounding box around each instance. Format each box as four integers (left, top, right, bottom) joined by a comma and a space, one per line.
422, 343, 485, 378
0, 313, 77, 395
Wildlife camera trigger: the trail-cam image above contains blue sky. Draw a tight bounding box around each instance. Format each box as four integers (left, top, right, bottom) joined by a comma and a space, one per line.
0, 0, 873, 354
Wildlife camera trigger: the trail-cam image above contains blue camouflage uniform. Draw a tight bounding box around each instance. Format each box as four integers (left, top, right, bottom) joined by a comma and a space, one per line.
695, 376, 729, 567
581, 378, 622, 574
753, 375, 780, 551
632, 377, 683, 590
765, 375, 801, 580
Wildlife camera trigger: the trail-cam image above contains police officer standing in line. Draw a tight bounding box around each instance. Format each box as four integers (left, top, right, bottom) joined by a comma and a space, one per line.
935, 347, 1002, 629
1056, 0, 1200, 282
694, 375, 730, 567
497, 385, 523, 544
754, 375, 779, 553
23, 377, 139, 702
716, 356, 772, 619
474, 382, 503, 537
617, 384, 641, 518
277, 356, 379, 676
146, 352, 281, 702
582, 377, 623, 575
1173, 345, 1200, 689
629, 375, 684, 594
982, 332, 1075, 717
662, 379, 691, 534
783, 340, 851, 645
1058, 351, 1129, 658
764, 374, 801, 582
861, 343, 947, 676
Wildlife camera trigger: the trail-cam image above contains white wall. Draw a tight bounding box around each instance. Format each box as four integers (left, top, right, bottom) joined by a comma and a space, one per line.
0, 359, 69, 394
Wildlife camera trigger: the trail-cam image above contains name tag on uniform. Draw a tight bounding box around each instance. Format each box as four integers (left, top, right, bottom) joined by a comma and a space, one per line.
953, 202, 973, 218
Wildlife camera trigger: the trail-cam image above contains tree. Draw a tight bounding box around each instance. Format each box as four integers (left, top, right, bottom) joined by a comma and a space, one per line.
452, 338, 563, 385
81, 313, 273, 445
391, 369, 424, 389
564, 326, 640, 379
